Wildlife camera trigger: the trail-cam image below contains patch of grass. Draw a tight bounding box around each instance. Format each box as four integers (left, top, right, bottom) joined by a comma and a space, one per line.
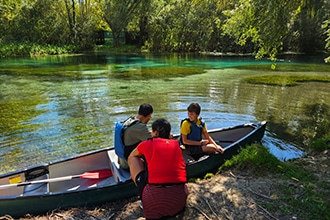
94, 44, 141, 54
325, 56, 330, 63
243, 74, 330, 86
1, 62, 205, 80
188, 172, 215, 183
0, 100, 45, 133
237, 63, 330, 72
308, 136, 330, 152
112, 67, 205, 79
204, 173, 215, 179
268, 178, 330, 220
219, 144, 283, 175
219, 144, 315, 180
0, 43, 78, 57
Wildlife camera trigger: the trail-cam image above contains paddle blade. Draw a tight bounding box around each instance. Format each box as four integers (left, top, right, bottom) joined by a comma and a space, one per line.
79, 169, 112, 179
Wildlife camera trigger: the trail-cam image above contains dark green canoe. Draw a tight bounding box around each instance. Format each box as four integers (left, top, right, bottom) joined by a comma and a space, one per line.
0, 121, 267, 218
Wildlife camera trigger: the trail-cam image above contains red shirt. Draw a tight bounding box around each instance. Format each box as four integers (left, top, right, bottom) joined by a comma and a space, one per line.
137, 138, 187, 184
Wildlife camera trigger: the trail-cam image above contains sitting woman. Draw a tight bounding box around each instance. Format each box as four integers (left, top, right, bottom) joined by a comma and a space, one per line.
128, 118, 188, 220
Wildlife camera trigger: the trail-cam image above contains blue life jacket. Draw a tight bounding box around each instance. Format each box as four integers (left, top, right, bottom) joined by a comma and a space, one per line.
114, 117, 139, 158
179, 118, 205, 145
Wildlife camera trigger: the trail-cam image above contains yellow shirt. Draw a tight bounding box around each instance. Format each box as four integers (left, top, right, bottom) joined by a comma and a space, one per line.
180, 118, 207, 136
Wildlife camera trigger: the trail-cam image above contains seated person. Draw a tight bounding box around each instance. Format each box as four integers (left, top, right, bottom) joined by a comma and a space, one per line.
128, 118, 188, 219
180, 103, 224, 160
118, 103, 153, 169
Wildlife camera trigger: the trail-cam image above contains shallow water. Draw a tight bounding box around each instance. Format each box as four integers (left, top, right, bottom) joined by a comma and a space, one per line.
0, 53, 329, 174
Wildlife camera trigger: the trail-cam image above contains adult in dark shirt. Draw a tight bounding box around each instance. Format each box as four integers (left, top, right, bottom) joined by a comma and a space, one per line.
118, 103, 153, 169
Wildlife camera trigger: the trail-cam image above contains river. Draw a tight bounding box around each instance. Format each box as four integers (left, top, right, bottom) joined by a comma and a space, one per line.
0, 53, 329, 174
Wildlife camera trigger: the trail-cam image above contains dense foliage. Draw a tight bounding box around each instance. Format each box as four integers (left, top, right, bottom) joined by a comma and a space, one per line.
0, 43, 78, 57
0, 0, 329, 59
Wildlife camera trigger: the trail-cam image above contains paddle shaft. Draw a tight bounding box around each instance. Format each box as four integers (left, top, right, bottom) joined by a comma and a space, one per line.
0, 175, 81, 189
0, 169, 112, 189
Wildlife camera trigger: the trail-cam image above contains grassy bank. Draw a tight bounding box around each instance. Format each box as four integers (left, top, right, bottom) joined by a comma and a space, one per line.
0, 43, 79, 57
217, 141, 330, 220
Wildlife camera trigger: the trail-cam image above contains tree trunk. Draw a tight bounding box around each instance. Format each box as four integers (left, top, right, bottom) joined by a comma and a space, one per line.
104, 17, 121, 48
139, 15, 148, 47
64, 0, 76, 43
112, 30, 121, 47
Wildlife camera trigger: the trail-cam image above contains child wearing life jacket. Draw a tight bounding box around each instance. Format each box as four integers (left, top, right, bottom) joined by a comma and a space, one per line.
180, 103, 224, 160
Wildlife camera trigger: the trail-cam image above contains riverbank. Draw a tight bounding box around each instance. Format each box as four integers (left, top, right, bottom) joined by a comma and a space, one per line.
3, 146, 328, 220
0, 43, 140, 58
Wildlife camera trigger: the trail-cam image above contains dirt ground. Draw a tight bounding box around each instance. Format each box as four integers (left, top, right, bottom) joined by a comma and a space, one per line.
1, 150, 329, 220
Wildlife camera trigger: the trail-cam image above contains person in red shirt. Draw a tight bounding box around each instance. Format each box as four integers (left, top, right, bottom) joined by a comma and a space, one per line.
128, 118, 188, 219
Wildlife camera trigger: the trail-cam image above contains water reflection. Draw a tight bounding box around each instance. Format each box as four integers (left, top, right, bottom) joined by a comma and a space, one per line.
262, 131, 305, 161
0, 54, 329, 174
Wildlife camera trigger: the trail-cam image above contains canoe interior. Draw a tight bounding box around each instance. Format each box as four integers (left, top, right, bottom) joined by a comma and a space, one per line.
0, 149, 131, 198
209, 125, 255, 148
184, 122, 266, 177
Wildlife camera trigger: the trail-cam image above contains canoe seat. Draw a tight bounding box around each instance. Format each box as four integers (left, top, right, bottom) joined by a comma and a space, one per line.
23, 174, 49, 196
107, 150, 131, 183
65, 176, 117, 191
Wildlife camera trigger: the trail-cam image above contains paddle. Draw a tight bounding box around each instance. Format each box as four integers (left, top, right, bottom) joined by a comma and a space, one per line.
0, 169, 112, 189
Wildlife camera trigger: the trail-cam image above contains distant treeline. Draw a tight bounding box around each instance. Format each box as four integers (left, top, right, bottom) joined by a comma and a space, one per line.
1, 0, 330, 60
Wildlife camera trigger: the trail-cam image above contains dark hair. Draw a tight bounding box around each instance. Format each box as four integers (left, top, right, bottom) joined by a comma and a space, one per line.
187, 103, 201, 115
138, 103, 153, 117
152, 118, 171, 138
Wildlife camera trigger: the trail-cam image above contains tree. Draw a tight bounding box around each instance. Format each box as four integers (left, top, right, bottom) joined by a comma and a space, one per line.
290, 0, 328, 54
1, 0, 329, 57
144, 0, 226, 52
9, 0, 66, 44
3, 0, 102, 48
102, 0, 142, 47
222, 0, 302, 60
63, 0, 76, 42
0, 0, 25, 42
60, 0, 104, 48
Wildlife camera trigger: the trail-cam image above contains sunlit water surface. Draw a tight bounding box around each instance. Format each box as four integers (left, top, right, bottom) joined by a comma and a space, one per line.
1, 53, 329, 174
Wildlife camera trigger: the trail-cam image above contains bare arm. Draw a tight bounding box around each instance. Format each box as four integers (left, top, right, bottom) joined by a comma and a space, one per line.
203, 130, 216, 145
203, 130, 224, 153
128, 147, 145, 184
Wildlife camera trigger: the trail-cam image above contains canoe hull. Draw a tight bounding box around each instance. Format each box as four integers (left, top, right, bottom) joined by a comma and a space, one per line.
1, 181, 137, 217
0, 121, 267, 218
186, 121, 267, 178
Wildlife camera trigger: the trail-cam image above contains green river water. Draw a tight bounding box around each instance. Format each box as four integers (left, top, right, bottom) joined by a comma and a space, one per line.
0, 53, 329, 174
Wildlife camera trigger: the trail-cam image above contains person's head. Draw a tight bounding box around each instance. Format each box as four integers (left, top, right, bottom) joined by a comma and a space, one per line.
187, 103, 201, 122
138, 103, 153, 123
151, 118, 171, 139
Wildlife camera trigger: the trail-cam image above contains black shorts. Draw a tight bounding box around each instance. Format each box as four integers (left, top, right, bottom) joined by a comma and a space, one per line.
135, 170, 148, 199
185, 145, 204, 161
